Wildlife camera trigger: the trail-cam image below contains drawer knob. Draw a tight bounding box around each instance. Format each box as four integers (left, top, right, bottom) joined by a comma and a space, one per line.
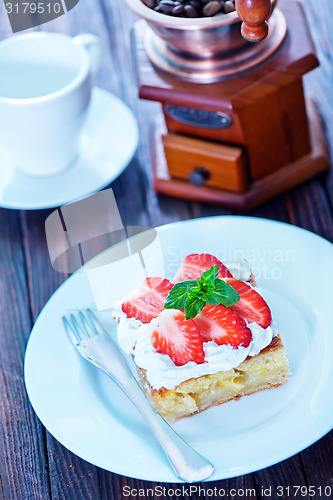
188, 167, 210, 187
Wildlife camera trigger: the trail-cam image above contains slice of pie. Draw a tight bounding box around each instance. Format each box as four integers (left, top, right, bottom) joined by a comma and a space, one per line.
114, 253, 290, 423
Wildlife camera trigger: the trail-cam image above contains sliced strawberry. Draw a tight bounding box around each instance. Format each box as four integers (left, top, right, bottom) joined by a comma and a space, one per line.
173, 253, 233, 283
225, 278, 272, 329
150, 309, 205, 366
194, 304, 252, 348
121, 278, 173, 323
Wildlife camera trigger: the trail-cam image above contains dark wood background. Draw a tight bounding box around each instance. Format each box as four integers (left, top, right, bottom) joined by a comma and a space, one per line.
0, 0, 332, 498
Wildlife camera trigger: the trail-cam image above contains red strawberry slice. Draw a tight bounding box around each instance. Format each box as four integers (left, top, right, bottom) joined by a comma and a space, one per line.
122, 278, 173, 323
151, 309, 205, 366
225, 278, 272, 329
173, 253, 233, 283
194, 304, 252, 348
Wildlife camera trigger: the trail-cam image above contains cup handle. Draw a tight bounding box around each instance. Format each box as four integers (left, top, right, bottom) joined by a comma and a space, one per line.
73, 34, 101, 74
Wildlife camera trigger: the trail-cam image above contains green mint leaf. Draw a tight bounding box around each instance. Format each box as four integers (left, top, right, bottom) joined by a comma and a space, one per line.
164, 280, 197, 310
163, 265, 239, 319
184, 288, 206, 320
201, 289, 222, 305
198, 264, 219, 286
213, 279, 240, 307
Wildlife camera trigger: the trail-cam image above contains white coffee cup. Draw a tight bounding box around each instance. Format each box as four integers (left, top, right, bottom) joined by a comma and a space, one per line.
0, 32, 101, 176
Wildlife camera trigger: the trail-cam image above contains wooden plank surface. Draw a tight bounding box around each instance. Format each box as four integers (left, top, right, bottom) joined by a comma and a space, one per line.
0, 210, 51, 500
0, 0, 332, 499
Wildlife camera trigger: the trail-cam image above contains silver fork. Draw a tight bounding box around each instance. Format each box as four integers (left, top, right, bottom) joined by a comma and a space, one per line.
62, 308, 214, 482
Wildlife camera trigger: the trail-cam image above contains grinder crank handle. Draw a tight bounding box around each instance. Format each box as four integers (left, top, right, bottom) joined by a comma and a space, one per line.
235, 0, 272, 42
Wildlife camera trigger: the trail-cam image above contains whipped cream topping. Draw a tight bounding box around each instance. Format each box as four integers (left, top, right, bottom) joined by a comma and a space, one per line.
112, 260, 276, 390
113, 301, 146, 354
133, 321, 275, 390
223, 259, 252, 282
113, 300, 276, 391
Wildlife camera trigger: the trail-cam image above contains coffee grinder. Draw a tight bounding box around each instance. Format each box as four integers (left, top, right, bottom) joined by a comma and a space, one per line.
125, 0, 328, 210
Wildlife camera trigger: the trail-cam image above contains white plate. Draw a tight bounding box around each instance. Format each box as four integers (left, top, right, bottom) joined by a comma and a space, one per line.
24, 216, 333, 482
0, 88, 138, 210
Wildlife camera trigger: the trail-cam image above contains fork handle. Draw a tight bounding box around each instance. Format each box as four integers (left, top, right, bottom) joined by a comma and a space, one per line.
110, 375, 214, 482
88, 334, 214, 481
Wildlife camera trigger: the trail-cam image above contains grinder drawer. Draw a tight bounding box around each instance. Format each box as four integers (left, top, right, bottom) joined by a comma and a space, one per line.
162, 133, 248, 193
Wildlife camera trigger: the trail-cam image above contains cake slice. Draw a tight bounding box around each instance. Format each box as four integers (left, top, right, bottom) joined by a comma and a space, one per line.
137, 333, 289, 423
114, 254, 290, 423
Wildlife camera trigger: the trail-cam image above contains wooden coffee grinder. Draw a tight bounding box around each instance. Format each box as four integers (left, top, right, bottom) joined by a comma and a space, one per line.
127, 0, 328, 210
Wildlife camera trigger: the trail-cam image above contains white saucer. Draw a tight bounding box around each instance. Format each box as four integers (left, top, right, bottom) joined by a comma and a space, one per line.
0, 88, 139, 210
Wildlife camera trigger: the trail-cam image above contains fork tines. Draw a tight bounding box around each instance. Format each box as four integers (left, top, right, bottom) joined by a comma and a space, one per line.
62, 308, 103, 344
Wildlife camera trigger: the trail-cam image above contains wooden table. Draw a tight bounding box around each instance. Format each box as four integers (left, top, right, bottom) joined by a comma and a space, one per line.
0, 1, 332, 498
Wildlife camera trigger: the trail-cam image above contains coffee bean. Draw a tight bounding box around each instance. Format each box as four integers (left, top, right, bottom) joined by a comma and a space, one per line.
190, 0, 202, 9
223, 1, 235, 13
203, 1, 222, 16
142, 0, 156, 8
184, 4, 199, 17
143, 0, 233, 18
172, 4, 185, 15
158, 0, 176, 12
